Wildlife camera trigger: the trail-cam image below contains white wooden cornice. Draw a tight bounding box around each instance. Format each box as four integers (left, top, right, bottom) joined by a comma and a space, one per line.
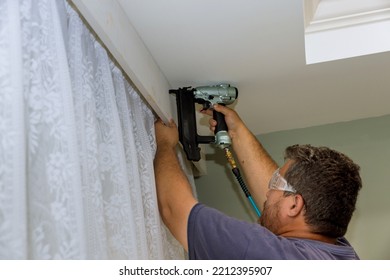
306, 8, 390, 34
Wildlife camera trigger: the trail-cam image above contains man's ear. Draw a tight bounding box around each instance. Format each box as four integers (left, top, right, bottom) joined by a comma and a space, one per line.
287, 194, 305, 217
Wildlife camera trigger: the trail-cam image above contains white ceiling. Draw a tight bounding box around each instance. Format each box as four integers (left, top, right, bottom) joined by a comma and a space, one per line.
119, 0, 390, 135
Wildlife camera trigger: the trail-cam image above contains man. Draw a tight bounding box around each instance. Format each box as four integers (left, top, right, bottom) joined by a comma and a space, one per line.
154, 104, 362, 259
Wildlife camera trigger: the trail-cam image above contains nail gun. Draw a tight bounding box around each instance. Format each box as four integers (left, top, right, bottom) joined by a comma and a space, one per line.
169, 84, 237, 161
169, 84, 261, 217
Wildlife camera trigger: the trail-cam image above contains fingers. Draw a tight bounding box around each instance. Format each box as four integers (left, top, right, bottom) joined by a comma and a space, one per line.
154, 119, 177, 139
167, 119, 177, 128
200, 104, 232, 115
208, 118, 216, 132
200, 108, 213, 116
213, 104, 232, 116
154, 118, 179, 148
208, 118, 217, 126
201, 104, 231, 132
154, 119, 164, 132
154, 118, 164, 126
155, 118, 176, 128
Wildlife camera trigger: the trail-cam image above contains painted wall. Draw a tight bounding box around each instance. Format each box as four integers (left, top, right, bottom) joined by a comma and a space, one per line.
194, 114, 390, 259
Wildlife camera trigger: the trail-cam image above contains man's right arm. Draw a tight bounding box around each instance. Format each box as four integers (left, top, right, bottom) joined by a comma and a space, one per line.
209, 105, 278, 210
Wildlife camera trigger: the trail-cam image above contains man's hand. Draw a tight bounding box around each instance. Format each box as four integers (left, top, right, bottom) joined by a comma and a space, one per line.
155, 119, 179, 149
201, 104, 278, 211
202, 104, 246, 141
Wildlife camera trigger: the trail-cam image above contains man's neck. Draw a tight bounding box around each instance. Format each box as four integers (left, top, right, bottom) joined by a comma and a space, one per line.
280, 230, 337, 244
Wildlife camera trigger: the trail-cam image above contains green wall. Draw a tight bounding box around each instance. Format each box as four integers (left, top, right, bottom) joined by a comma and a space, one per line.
194, 114, 390, 259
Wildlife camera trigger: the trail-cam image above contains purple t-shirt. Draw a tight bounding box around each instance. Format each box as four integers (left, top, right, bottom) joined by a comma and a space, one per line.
187, 203, 359, 260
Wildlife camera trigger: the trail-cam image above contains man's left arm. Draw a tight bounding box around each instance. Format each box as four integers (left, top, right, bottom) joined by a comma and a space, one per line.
154, 119, 197, 251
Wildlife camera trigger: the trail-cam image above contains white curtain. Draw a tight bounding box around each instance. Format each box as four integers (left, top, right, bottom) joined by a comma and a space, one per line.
0, 0, 189, 259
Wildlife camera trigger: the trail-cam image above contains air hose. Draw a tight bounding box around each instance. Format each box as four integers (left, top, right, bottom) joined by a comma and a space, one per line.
224, 148, 261, 217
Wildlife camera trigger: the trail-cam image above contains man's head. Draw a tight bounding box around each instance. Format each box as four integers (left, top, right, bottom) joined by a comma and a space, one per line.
283, 144, 362, 237
260, 144, 362, 239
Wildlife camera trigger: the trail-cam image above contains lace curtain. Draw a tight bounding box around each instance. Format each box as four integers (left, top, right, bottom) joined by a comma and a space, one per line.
0, 0, 191, 259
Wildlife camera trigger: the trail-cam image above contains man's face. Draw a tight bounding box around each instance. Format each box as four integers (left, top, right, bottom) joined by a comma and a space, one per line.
259, 190, 285, 234
259, 161, 294, 234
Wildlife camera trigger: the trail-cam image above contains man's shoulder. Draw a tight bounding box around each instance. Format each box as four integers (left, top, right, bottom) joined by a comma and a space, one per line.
188, 203, 291, 259
188, 204, 359, 260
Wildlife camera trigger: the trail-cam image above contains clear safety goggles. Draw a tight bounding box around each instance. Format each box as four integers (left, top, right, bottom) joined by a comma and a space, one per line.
268, 168, 297, 193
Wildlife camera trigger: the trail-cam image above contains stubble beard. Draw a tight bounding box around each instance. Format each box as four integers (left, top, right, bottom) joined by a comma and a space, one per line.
259, 200, 282, 234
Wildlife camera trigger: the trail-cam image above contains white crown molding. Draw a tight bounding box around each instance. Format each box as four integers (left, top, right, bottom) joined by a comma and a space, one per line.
303, 0, 321, 28
306, 8, 390, 33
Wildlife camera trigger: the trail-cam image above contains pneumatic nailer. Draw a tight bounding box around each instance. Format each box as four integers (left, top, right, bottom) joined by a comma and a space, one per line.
169, 84, 261, 217
169, 84, 237, 161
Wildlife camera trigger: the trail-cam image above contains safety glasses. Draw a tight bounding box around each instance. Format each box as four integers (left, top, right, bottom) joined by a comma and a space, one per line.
268, 168, 297, 193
